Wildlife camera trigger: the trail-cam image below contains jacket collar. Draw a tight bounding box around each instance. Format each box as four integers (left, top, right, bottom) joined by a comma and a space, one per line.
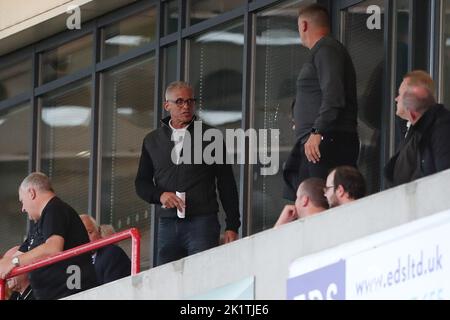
160, 115, 198, 131
411, 104, 443, 134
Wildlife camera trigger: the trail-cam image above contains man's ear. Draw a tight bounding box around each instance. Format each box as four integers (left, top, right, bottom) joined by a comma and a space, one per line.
28, 188, 37, 200
163, 101, 170, 112
301, 20, 308, 33
301, 195, 309, 207
336, 185, 346, 198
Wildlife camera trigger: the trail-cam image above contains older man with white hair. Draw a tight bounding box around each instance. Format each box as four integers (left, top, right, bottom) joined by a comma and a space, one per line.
80, 215, 130, 285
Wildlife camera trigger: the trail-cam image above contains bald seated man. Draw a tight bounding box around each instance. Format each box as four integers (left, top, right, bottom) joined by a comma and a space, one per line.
275, 178, 328, 227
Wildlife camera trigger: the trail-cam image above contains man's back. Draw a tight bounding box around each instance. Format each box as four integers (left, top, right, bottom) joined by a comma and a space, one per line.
94, 244, 131, 285
295, 35, 358, 141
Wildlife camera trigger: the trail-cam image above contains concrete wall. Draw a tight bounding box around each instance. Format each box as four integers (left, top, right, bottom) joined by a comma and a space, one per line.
67, 169, 450, 300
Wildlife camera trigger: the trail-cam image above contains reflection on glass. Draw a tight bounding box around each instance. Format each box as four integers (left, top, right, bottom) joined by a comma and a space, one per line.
40, 35, 93, 85
189, 19, 244, 232
344, 0, 385, 194
0, 104, 29, 254
443, 1, 450, 108
190, 20, 244, 128
188, 0, 246, 25
163, 0, 179, 36
252, 0, 307, 234
395, 0, 410, 147
162, 45, 177, 89
0, 59, 32, 102
161, 45, 177, 101
102, 8, 157, 60
40, 80, 91, 214
100, 56, 155, 268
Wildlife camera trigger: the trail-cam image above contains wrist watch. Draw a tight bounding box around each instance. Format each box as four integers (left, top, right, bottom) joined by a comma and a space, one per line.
11, 256, 20, 267
311, 128, 321, 135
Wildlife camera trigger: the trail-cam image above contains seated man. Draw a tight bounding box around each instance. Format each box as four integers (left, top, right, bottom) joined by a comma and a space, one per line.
385, 70, 450, 186
323, 166, 366, 208
80, 215, 131, 285
0, 172, 97, 300
3, 246, 34, 300
275, 178, 328, 227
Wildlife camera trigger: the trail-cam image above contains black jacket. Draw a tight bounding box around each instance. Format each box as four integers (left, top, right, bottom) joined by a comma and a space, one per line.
385, 104, 450, 186
135, 117, 241, 232
94, 244, 131, 285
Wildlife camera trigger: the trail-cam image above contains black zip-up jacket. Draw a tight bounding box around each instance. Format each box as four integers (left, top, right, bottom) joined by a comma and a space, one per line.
385, 104, 450, 187
135, 116, 241, 232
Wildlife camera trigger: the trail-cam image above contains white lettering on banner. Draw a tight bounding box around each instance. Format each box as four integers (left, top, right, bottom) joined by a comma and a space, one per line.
288, 210, 450, 300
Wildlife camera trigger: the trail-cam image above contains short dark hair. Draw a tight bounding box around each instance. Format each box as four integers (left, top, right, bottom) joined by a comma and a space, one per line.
298, 4, 330, 29
299, 178, 328, 209
333, 166, 366, 200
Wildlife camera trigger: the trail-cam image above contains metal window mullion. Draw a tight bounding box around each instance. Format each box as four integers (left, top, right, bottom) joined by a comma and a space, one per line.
242, 1, 255, 237
380, 0, 396, 190
90, 22, 101, 222
32, 48, 40, 173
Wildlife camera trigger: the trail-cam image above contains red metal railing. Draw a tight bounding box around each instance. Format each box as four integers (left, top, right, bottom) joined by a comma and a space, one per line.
0, 228, 140, 300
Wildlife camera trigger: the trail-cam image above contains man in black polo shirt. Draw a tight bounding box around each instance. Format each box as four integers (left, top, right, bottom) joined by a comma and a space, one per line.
283, 4, 359, 200
0, 172, 97, 299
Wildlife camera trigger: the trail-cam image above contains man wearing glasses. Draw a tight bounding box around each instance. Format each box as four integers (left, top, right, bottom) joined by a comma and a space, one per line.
323, 166, 366, 208
135, 81, 241, 266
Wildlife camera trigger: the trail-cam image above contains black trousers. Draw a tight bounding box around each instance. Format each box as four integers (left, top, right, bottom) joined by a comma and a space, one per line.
283, 132, 359, 200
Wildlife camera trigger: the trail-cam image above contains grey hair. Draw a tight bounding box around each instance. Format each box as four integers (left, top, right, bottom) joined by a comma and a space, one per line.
20, 172, 54, 192
165, 81, 193, 100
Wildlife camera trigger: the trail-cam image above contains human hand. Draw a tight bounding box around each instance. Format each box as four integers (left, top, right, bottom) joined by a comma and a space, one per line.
274, 205, 298, 227
304, 134, 322, 163
223, 230, 238, 244
160, 192, 185, 212
0, 258, 15, 280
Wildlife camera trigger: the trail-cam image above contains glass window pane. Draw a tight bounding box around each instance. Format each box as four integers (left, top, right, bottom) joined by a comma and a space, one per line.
443, 1, 450, 107
395, 0, 410, 147
188, 0, 246, 26
252, 0, 308, 234
161, 44, 177, 98
163, 0, 179, 36
0, 103, 30, 254
344, 0, 385, 195
39, 79, 92, 214
100, 55, 155, 268
189, 19, 244, 233
101, 8, 157, 60
0, 58, 32, 102
40, 35, 93, 85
